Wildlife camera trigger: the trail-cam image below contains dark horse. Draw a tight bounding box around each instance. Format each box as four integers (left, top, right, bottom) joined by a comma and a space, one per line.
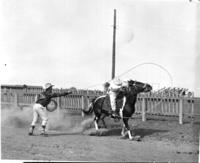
82, 80, 152, 140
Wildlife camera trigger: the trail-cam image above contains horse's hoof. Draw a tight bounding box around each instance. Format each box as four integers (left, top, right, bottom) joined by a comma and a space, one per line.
129, 137, 134, 141
130, 135, 141, 141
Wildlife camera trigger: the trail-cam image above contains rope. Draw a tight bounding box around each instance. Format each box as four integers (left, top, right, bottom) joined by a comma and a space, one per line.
117, 62, 173, 87
116, 62, 174, 118
82, 62, 195, 119
84, 62, 173, 90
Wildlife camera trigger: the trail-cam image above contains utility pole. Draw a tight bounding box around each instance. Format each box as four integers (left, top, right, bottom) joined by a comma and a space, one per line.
111, 9, 116, 79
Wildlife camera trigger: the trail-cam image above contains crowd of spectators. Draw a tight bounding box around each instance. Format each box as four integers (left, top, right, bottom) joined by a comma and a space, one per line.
151, 87, 193, 97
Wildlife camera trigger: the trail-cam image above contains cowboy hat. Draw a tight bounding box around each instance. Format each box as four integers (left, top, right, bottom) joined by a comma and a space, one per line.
44, 83, 54, 90
113, 78, 122, 86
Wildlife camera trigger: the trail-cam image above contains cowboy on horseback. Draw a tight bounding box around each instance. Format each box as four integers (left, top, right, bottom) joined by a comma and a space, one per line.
83, 79, 152, 140
104, 78, 128, 119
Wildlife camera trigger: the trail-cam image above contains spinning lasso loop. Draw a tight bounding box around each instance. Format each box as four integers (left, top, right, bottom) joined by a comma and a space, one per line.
85, 62, 173, 90
117, 62, 174, 116
117, 62, 173, 87
84, 62, 175, 119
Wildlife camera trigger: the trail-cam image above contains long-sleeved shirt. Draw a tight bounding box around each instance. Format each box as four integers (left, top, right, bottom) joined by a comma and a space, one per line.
36, 91, 71, 107
109, 80, 122, 92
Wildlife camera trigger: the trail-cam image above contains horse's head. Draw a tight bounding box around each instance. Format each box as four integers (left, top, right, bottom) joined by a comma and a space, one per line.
128, 80, 152, 94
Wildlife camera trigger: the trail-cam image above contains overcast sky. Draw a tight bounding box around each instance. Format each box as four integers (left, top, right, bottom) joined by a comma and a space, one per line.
0, 0, 199, 96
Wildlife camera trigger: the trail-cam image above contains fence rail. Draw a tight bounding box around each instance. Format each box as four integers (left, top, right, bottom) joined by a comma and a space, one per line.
1, 90, 198, 124
135, 95, 194, 116
1, 91, 100, 110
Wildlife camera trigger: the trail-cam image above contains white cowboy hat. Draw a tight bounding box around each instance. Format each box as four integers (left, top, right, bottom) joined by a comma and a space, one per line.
122, 80, 129, 87
113, 78, 122, 86
44, 83, 54, 89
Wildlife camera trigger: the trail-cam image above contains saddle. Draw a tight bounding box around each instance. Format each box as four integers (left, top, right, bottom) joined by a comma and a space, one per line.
102, 94, 124, 117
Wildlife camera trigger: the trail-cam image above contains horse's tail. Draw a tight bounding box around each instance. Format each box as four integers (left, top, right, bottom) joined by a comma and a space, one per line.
81, 97, 96, 117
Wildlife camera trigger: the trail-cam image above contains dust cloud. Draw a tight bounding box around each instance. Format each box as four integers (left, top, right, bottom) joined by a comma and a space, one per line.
1, 106, 94, 134
47, 110, 94, 133
1, 106, 33, 128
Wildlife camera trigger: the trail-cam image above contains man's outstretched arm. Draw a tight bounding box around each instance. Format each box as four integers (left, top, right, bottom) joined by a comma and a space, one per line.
50, 91, 72, 98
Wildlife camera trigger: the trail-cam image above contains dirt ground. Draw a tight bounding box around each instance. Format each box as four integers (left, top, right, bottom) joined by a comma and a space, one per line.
1, 107, 200, 162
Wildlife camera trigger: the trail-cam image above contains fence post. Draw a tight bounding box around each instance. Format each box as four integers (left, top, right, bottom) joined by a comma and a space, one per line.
142, 96, 146, 122
57, 97, 61, 115
191, 96, 194, 124
87, 96, 90, 109
34, 94, 39, 102
81, 96, 85, 117
179, 98, 183, 124
161, 97, 164, 115
13, 93, 19, 109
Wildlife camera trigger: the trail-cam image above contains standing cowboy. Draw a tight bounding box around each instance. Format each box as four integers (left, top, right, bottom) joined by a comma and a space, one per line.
28, 83, 72, 136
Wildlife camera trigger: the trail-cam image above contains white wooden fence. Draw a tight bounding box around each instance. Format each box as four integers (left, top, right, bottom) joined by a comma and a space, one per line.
135, 93, 195, 124
1, 90, 197, 124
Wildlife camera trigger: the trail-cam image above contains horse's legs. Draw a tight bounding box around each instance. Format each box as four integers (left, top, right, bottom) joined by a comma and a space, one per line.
127, 130, 133, 140
121, 124, 126, 137
94, 116, 99, 130
101, 115, 107, 128
123, 118, 133, 140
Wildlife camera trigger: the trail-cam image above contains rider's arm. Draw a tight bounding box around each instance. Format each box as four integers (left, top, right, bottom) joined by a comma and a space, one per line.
49, 91, 72, 98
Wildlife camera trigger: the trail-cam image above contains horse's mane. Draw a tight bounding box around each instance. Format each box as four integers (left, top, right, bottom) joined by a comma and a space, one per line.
119, 80, 136, 96
127, 80, 135, 87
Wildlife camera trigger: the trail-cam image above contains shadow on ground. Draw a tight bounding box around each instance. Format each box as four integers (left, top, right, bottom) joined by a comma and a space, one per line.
42, 132, 81, 137
45, 128, 169, 138
105, 128, 169, 138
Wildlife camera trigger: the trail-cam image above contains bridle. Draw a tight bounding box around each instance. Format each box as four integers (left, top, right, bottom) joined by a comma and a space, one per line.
143, 83, 147, 88
130, 81, 148, 92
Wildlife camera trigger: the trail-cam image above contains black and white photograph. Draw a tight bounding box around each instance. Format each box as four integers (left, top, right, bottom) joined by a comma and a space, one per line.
0, 0, 200, 162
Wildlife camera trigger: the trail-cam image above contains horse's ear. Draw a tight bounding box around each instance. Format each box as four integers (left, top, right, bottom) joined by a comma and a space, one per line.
128, 80, 134, 86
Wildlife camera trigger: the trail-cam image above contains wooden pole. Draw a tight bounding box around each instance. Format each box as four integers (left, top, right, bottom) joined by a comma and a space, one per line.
112, 9, 116, 79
